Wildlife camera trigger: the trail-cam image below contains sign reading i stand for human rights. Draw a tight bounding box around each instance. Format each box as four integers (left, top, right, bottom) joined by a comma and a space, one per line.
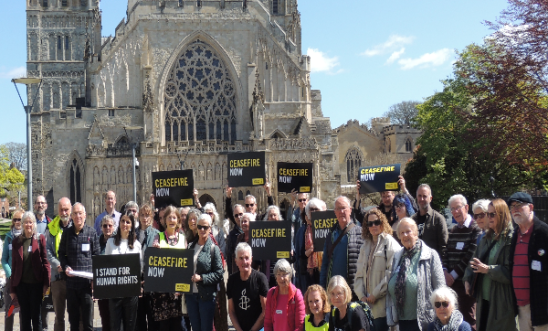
227, 151, 266, 187
311, 210, 337, 251
248, 221, 292, 260
92, 254, 141, 300
152, 169, 194, 208
277, 162, 313, 193
358, 164, 401, 194
143, 247, 194, 293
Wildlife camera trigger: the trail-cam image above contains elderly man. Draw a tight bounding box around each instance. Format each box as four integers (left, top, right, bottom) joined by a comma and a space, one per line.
411, 184, 448, 257
45, 197, 74, 331
34, 194, 53, 329
59, 203, 100, 331
124, 201, 140, 230
286, 190, 308, 230
93, 191, 121, 234
508, 192, 548, 331
442, 194, 481, 330
225, 182, 273, 223
227, 242, 268, 331
226, 204, 245, 274
319, 196, 363, 299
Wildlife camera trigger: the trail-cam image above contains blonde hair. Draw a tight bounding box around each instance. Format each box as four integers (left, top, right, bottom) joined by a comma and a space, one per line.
327, 275, 352, 305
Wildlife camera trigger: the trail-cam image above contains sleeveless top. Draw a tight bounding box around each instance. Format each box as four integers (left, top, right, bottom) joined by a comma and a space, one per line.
304, 313, 329, 331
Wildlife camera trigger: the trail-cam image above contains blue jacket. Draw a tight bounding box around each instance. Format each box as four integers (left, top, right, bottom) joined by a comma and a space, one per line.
1, 230, 17, 278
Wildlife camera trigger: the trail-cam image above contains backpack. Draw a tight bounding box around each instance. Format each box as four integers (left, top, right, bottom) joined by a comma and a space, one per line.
332, 301, 375, 331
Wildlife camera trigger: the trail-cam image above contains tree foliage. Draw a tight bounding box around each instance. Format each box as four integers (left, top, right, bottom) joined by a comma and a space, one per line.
0, 145, 25, 198
5, 142, 27, 170
383, 101, 421, 126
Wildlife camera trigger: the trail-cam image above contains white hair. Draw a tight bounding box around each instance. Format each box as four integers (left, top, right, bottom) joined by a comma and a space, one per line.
430, 286, 458, 310
197, 213, 213, 227
448, 194, 467, 207
242, 213, 256, 222
306, 198, 327, 219
335, 196, 351, 208
203, 202, 221, 227
235, 242, 252, 259
273, 259, 292, 276
472, 199, 490, 213
264, 205, 282, 220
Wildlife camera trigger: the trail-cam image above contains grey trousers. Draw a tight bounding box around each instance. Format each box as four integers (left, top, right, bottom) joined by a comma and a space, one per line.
4, 277, 21, 331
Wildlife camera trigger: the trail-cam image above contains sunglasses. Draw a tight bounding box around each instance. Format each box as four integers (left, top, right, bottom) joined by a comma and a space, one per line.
102, 224, 113, 228
435, 301, 449, 308
395, 203, 405, 209
206, 212, 214, 216
13, 218, 21, 222
487, 212, 497, 219
367, 220, 381, 227
197, 225, 210, 231
245, 204, 255, 207
234, 213, 244, 218
298, 199, 307, 202
473, 213, 486, 220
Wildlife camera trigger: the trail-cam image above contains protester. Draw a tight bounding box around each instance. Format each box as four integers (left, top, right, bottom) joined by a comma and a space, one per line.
226, 204, 244, 274
411, 184, 448, 257
185, 214, 223, 331
320, 196, 364, 300
427, 286, 472, 331
386, 218, 445, 331
392, 193, 416, 242
232, 213, 257, 272
94, 191, 122, 234
508, 192, 548, 331
124, 201, 140, 229
227, 242, 268, 331
45, 197, 73, 331
287, 190, 309, 230
327, 275, 371, 331
264, 205, 283, 221
295, 198, 326, 294
442, 195, 481, 330
98, 215, 115, 331
225, 182, 274, 223
463, 199, 516, 331
10, 211, 51, 331
59, 203, 100, 331
354, 208, 401, 331
34, 195, 52, 329
203, 202, 227, 256
262, 205, 289, 288
151, 206, 187, 330
184, 208, 201, 243
304, 284, 331, 331
2, 209, 23, 331
470, 200, 490, 245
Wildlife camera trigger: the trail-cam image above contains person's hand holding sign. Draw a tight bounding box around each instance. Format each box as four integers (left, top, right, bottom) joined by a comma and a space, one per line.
226, 186, 233, 199
398, 175, 409, 195
290, 188, 298, 207
191, 274, 202, 283
264, 180, 271, 197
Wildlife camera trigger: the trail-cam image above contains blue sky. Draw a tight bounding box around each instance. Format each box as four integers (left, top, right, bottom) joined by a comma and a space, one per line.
0, 0, 508, 144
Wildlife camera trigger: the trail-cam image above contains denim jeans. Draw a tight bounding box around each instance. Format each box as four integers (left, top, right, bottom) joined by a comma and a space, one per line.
185, 293, 216, 331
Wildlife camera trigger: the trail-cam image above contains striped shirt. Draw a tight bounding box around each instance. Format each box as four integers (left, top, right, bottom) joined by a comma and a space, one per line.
513, 228, 532, 306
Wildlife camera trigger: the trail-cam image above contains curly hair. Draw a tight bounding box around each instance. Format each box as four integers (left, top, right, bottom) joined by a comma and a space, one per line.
362, 208, 392, 239
304, 284, 330, 315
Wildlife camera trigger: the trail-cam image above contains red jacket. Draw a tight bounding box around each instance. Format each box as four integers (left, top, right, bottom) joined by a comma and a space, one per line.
10, 233, 51, 293
264, 283, 305, 331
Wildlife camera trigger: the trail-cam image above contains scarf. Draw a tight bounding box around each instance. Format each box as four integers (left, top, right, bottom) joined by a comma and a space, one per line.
432, 309, 464, 331
12, 228, 22, 237
394, 240, 421, 312
305, 224, 318, 270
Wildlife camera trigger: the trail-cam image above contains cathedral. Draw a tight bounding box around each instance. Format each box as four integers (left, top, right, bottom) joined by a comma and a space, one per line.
25, 0, 420, 222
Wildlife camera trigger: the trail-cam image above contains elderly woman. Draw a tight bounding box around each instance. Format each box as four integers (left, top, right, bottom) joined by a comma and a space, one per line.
203, 202, 227, 257
386, 218, 445, 331
2, 209, 23, 331
463, 199, 516, 331
265, 205, 283, 221
391, 193, 416, 242
470, 200, 490, 246
327, 275, 371, 331
97, 215, 115, 331
427, 287, 471, 331
354, 209, 401, 331
304, 284, 331, 330
184, 208, 201, 244
264, 259, 305, 331
10, 211, 51, 331
295, 198, 327, 294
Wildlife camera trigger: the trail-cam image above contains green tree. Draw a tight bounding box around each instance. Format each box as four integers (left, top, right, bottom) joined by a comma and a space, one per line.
0, 145, 25, 198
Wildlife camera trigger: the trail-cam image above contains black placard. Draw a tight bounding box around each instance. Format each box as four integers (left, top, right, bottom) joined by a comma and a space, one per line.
248, 221, 292, 260
277, 162, 313, 193
92, 254, 141, 300
143, 247, 194, 293
227, 152, 266, 187
152, 169, 194, 208
358, 164, 401, 194
311, 210, 337, 252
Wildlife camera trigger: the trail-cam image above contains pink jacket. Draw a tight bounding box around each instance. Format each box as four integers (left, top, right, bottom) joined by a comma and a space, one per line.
264, 283, 305, 331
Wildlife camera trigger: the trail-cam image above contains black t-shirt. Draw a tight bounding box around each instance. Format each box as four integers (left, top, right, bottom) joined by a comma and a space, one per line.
227, 269, 269, 331
329, 303, 370, 331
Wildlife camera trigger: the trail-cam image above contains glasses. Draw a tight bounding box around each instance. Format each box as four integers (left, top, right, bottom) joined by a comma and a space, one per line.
367, 220, 381, 227
450, 205, 465, 212
395, 203, 405, 209
510, 202, 527, 210
298, 199, 307, 202
206, 212, 214, 216
35, 201, 47, 205
335, 207, 349, 212
473, 213, 486, 220
276, 273, 290, 279
331, 292, 345, 299
197, 225, 210, 231
13, 218, 21, 222
435, 301, 449, 308
234, 213, 244, 218
102, 224, 113, 228
487, 212, 497, 219
245, 204, 255, 207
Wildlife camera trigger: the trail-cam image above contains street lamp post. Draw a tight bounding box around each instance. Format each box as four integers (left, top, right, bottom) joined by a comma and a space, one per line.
12, 78, 42, 211
123, 127, 141, 203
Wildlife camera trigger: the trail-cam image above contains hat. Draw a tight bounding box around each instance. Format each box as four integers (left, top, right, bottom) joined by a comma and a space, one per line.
507, 192, 533, 205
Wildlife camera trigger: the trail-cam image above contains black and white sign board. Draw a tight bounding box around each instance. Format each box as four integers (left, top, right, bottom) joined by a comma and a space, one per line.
248, 221, 292, 260
143, 247, 194, 293
152, 169, 194, 208
227, 152, 266, 187
311, 210, 338, 252
277, 162, 313, 193
92, 254, 141, 299
358, 164, 401, 194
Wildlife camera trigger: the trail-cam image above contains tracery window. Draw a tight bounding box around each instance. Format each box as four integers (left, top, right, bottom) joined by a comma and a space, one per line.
345, 147, 363, 183
164, 40, 237, 143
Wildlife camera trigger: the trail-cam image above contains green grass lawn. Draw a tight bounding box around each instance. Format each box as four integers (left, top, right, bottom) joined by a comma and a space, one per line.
0, 222, 11, 241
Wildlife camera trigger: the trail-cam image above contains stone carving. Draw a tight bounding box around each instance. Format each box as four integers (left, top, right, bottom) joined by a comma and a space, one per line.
143, 70, 154, 112
250, 72, 265, 140
96, 114, 132, 127
268, 138, 317, 150
86, 144, 106, 157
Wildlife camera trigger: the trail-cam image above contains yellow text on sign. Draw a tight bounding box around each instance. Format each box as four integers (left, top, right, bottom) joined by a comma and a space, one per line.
300, 186, 311, 193
180, 199, 193, 206
360, 166, 395, 174
385, 182, 398, 190
252, 178, 264, 185
176, 283, 190, 292
277, 251, 290, 259
155, 177, 189, 188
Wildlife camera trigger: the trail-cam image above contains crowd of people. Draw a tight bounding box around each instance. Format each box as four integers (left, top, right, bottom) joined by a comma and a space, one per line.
2, 178, 548, 331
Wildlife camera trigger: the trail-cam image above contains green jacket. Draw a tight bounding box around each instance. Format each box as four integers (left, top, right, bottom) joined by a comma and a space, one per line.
45, 216, 72, 282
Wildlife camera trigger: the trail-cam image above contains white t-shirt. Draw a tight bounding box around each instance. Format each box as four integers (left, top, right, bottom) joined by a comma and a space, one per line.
105, 238, 143, 271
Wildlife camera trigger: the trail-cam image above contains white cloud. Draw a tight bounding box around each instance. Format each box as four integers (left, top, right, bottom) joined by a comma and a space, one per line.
307, 48, 341, 74
362, 35, 414, 57
0, 66, 27, 79
397, 48, 453, 70
386, 48, 405, 64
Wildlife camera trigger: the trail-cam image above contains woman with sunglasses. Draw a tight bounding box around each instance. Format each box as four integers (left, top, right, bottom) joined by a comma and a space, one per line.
470, 200, 490, 246
427, 286, 471, 331
463, 198, 516, 331
354, 208, 400, 331
202, 203, 227, 259
2, 209, 24, 331
105, 213, 142, 331
391, 193, 416, 245
97, 215, 115, 331
185, 214, 223, 331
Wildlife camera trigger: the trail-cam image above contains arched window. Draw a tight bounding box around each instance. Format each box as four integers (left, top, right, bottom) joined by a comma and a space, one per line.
69, 159, 81, 203
405, 138, 413, 152
164, 40, 237, 143
238, 190, 244, 200
345, 147, 363, 183
386, 137, 392, 153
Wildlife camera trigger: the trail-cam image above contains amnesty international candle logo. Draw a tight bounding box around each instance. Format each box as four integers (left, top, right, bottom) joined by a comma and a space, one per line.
248, 221, 292, 260
277, 162, 313, 193
227, 152, 266, 187
358, 164, 401, 194
144, 247, 194, 293
239, 288, 251, 310
152, 169, 194, 208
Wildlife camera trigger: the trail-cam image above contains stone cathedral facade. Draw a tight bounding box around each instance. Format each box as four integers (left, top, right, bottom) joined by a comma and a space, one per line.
25, 0, 420, 223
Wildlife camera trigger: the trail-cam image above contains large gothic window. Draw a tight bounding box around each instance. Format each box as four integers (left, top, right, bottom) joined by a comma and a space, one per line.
164, 40, 237, 143
69, 159, 82, 203
345, 148, 363, 183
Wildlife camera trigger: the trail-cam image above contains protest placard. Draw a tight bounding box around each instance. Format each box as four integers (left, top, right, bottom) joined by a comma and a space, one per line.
152, 169, 194, 208
248, 221, 292, 260
311, 210, 338, 251
143, 247, 194, 293
358, 164, 401, 194
227, 152, 266, 187
277, 162, 313, 193
92, 254, 141, 300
